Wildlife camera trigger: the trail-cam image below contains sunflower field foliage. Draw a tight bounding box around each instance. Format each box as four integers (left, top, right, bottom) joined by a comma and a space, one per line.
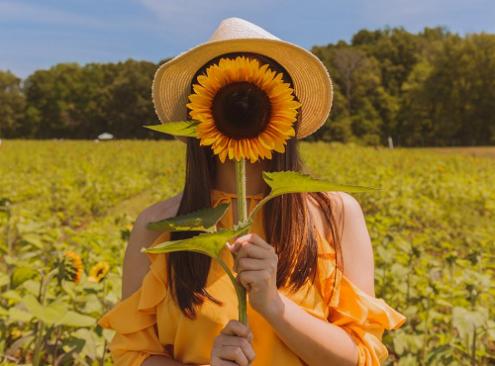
0, 140, 494, 365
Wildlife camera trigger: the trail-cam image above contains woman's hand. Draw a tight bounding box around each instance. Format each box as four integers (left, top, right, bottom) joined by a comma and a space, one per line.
211, 319, 255, 366
228, 233, 284, 319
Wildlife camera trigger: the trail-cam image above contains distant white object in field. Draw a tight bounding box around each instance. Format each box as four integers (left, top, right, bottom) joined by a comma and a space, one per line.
97, 132, 114, 141
388, 136, 394, 149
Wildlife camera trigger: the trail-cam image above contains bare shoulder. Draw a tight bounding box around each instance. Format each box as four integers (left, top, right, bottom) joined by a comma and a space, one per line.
335, 191, 365, 223
131, 190, 183, 251
306, 191, 345, 240
308, 191, 375, 297
136, 191, 183, 226
121, 191, 183, 298
307, 190, 365, 233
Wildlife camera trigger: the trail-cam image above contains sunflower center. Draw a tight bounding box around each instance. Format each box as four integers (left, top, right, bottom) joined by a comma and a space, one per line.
212, 81, 271, 139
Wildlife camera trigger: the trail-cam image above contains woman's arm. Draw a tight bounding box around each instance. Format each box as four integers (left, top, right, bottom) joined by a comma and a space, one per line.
263, 192, 374, 366
231, 192, 375, 366
264, 193, 374, 366
265, 293, 359, 365
119, 195, 203, 366
122, 194, 182, 299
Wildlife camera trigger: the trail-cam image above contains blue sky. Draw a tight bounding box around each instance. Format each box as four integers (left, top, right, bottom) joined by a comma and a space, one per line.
1, 0, 493, 79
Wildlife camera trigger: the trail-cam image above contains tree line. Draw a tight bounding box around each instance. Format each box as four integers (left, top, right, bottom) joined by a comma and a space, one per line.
1, 26, 494, 146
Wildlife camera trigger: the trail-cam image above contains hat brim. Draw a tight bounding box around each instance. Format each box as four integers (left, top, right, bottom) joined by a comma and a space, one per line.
151, 37, 333, 140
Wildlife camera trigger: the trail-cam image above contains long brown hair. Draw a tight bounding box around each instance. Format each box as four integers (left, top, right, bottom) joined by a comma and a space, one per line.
168, 51, 344, 319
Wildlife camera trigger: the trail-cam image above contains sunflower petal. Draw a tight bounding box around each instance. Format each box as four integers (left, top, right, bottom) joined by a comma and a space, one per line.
186, 55, 302, 163
258, 133, 275, 150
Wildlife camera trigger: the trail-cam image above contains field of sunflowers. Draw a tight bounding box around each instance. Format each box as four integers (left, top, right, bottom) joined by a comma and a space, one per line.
0, 140, 494, 365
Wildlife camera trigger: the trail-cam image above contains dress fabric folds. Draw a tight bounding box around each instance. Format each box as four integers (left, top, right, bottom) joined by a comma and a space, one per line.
98, 189, 406, 366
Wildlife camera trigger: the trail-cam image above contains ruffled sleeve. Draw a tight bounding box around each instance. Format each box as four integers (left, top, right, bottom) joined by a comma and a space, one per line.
328, 271, 406, 366
317, 233, 407, 366
98, 232, 173, 366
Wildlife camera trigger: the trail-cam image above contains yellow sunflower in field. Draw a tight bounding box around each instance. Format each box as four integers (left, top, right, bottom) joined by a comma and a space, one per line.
63, 251, 83, 284
186, 55, 302, 163
88, 261, 110, 283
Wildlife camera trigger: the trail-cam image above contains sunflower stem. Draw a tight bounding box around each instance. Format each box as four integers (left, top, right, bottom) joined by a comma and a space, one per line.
216, 257, 247, 324
234, 158, 248, 325
235, 159, 248, 223
32, 269, 57, 366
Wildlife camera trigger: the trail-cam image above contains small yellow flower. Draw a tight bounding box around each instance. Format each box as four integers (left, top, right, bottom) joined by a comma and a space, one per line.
186, 55, 302, 163
88, 261, 110, 283
63, 251, 83, 284
10, 328, 22, 339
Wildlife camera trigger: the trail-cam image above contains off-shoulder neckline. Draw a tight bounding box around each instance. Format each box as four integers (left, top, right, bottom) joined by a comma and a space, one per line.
210, 188, 265, 199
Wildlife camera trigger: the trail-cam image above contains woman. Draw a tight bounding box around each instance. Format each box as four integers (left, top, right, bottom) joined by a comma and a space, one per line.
99, 17, 406, 366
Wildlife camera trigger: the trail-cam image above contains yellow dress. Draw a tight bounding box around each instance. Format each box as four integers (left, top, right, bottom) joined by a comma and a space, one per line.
98, 189, 407, 366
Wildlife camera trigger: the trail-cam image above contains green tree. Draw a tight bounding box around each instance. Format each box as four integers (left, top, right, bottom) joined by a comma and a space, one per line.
0, 70, 26, 138
398, 33, 495, 146
23, 63, 84, 138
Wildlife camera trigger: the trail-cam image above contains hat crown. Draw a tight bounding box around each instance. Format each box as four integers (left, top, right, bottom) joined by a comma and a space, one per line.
207, 17, 280, 42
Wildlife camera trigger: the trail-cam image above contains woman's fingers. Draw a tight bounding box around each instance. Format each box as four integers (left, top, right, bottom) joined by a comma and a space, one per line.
210, 355, 238, 366
212, 320, 256, 366
235, 233, 273, 250
216, 360, 238, 366
237, 270, 273, 290
231, 241, 269, 258
215, 338, 255, 365
217, 345, 250, 366
220, 320, 255, 357
235, 257, 272, 273
221, 320, 252, 339
217, 335, 256, 363
232, 245, 271, 273
240, 244, 271, 259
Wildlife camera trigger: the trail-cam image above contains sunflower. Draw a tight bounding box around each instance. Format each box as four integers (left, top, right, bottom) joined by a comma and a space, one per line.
88, 261, 110, 283
186, 55, 302, 163
62, 251, 83, 284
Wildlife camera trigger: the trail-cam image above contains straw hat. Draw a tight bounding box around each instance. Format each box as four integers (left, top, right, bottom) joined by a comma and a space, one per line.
151, 17, 333, 140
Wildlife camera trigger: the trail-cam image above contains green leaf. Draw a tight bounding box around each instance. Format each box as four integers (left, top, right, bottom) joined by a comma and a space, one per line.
142, 121, 199, 138
59, 311, 95, 327
487, 320, 495, 341
22, 295, 68, 326
71, 328, 98, 359
262, 171, 380, 196
2, 290, 22, 303
102, 328, 115, 343
143, 221, 251, 258
11, 267, 39, 288
452, 306, 488, 344
21, 295, 94, 327
81, 294, 103, 314
8, 307, 33, 323
249, 171, 380, 218
21, 233, 44, 249
21, 279, 41, 297
0, 306, 7, 317
147, 203, 230, 232
426, 344, 453, 364
0, 272, 9, 287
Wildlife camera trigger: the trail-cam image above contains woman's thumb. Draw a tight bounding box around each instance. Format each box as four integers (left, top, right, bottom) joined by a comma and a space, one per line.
226, 241, 239, 252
